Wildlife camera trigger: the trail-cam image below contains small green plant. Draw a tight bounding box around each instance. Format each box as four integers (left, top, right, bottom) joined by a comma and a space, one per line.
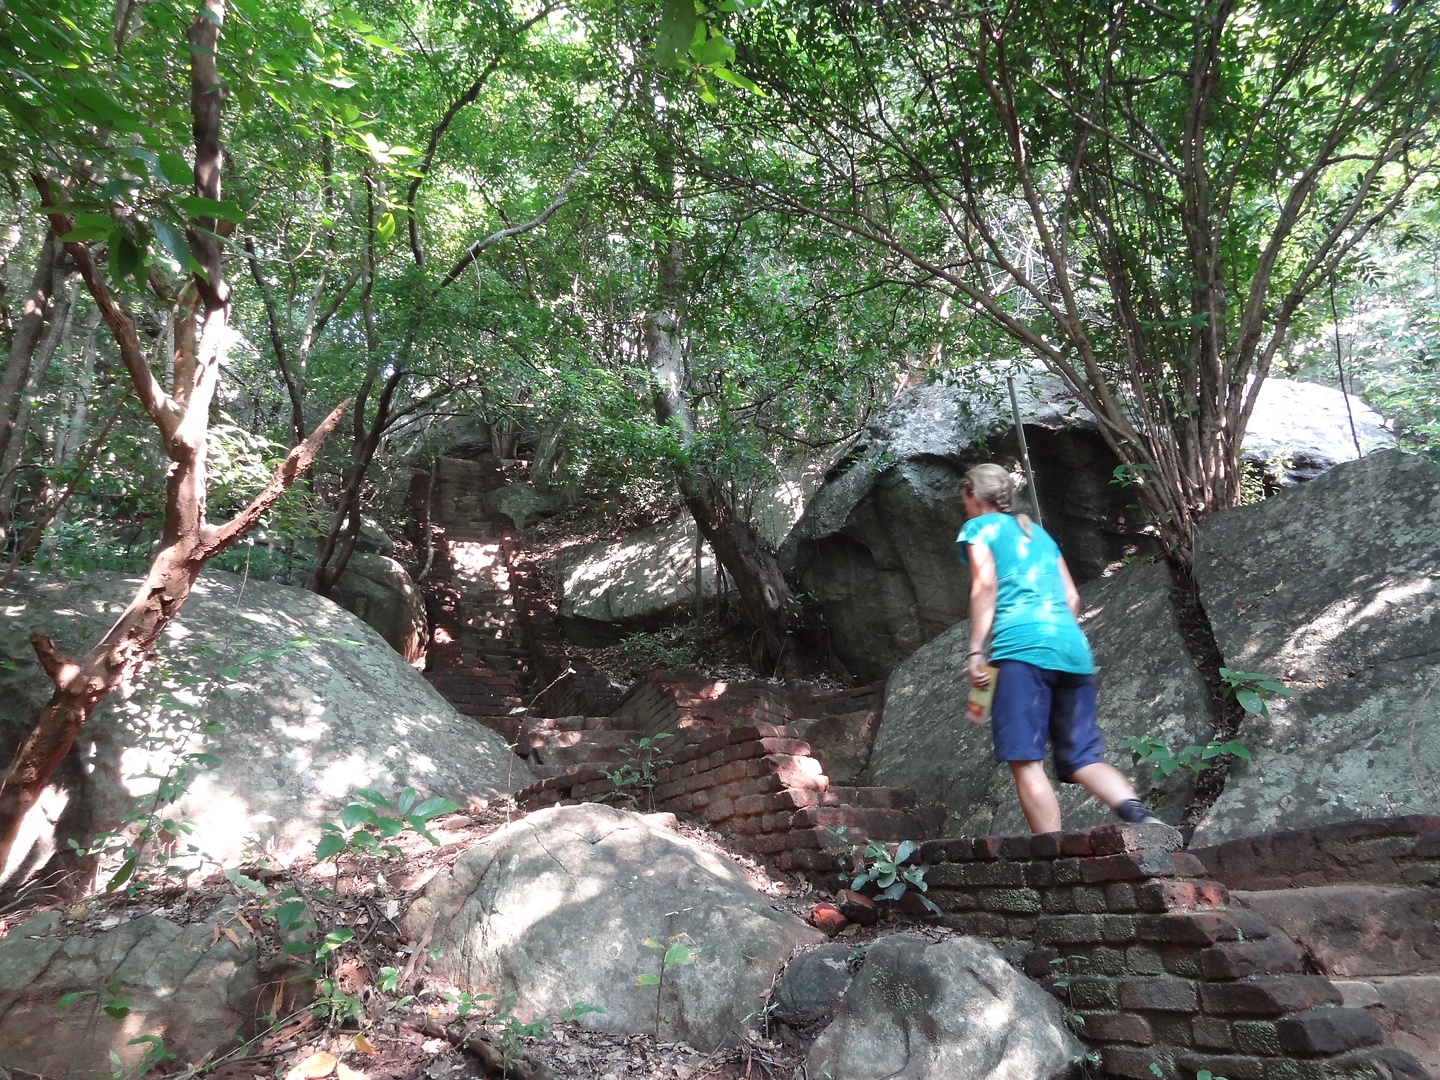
599, 732, 674, 810
315, 787, 459, 865
1120, 735, 1251, 784
1218, 667, 1293, 717
1110, 462, 1154, 486
313, 976, 364, 1027
850, 839, 941, 916
635, 934, 699, 1035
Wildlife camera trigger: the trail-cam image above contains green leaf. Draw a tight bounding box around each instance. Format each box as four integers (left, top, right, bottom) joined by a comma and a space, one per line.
410, 797, 458, 821
273, 900, 307, 930
315, 833, 347, 861
641, 938, 663, 949
58, 990, 97, 1009
150, 217, 189, 266
712, 65, 765, 97
340, 803, 379, 830
59, 225, 109, 243
176, 195, 246, 223
662, 943, 698, 965
225, 868, 268, 896
111, 232, 144, 285
376, 211, 396, 243
158, 152, 194, 187
689, 34, 735, 68
352, 788, 391, 808
1234, 688, 1265, 715
634, 973, 661, 986
106, 855, 137, 893
396, 788, 417, 816
655, 0, 700, 66
893, 839, 917, 864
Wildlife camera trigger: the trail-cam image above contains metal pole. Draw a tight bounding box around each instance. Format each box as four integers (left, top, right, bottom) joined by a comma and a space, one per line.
1007, 376, 1043, 528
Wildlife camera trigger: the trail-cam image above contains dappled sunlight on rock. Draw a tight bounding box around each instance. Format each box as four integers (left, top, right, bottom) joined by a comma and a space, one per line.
1193, 450, 1440, 845
1, 569, 527, 886
406, 803, 822, 1050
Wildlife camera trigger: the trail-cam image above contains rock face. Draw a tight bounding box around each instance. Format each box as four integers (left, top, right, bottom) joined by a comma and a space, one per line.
1230, 885, 1440, 979
0, 570, 526, 886
1242, 379, 1394, 486
785, 373, 1393, 680
1190, 450, 1440, 846
771, 941, 857, 1027
0, 902, 308, 1079
403, 803, 823, 1051
867, 559, 1213, 831
328, 551, 428, 665
555, 516, 720, 644
555, 455, 836, 643
805, 934, 1080, 1080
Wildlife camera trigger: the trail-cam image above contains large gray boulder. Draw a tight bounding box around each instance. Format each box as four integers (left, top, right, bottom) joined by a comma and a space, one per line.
1243, 379, 1394, 485
1190, 450, 1440, 845
328, 550, 428, 665
555, 515, 719, 644
868, 559, 1212, 831
0, 901, 308, 1079
806, 934, 1081, 1080
785, 372, 1393, 680
0, 570, 526, 887
555, 455, 836, 643
403, 803, 824, 1051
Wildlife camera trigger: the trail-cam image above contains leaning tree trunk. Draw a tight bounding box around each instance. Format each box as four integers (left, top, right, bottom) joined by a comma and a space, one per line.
0, 0, 346, 881
643, 247, 808, 676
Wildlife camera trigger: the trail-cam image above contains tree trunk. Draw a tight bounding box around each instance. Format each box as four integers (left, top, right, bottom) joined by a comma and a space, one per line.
0, 0, 348, 884
0, 233, 59, 471
643, 244, 808, 675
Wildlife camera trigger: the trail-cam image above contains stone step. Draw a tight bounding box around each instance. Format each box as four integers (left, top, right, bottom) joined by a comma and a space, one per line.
1230, 884, 1440, 980
521, 715, 647, 735
529, 740, 633, 768
822, 786, 919, 810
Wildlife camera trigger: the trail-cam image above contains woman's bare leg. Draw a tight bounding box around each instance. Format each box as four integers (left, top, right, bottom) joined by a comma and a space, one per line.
1068, 762, 1141, 811
1008, 760, 1062, 833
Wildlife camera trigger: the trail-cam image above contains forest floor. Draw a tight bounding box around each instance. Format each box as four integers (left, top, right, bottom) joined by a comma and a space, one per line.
0, 797, 929, 1080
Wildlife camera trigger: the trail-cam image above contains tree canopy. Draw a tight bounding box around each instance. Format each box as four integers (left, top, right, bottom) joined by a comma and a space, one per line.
0, 0, 1438, 846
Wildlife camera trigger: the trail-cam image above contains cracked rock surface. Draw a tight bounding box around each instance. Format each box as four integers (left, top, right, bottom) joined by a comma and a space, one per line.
805, 933, 1080, 1080
1192, 450, 1440, 844
0, 900, 307, 1079
403, 803, 823, 1051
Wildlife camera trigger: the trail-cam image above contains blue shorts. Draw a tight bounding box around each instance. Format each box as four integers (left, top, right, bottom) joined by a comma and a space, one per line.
989, 659, 1105, 781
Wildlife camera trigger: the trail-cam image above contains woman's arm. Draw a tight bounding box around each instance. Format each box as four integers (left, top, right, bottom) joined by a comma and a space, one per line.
967, 540, 997, 687
1057, 556, 1081, 618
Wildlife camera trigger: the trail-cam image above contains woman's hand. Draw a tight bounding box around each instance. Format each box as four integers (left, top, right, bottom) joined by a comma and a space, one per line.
967, 652, 991, 688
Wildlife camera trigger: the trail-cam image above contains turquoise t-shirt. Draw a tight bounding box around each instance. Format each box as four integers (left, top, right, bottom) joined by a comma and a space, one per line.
957, 513, 1094, 674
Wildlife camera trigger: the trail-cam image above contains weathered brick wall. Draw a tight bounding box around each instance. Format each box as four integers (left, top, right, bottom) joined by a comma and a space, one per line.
515, 722, 946, 874
919, 823, 1413, 1078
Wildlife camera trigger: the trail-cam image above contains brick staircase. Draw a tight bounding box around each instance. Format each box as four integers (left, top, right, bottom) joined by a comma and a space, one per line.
421, 456, 533, 741
418, 456, 949, 877
513, 675, 951, 879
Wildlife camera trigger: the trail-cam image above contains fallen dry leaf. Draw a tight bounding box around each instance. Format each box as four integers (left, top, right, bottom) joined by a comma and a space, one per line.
352, 1033, 377, 1056
221, 927, 243, 949
284, 1051, 337, 1080
336, 1064, 366, 1080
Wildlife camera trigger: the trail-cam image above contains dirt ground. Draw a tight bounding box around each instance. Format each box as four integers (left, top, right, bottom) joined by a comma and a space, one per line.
0, 798, 930, 1080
